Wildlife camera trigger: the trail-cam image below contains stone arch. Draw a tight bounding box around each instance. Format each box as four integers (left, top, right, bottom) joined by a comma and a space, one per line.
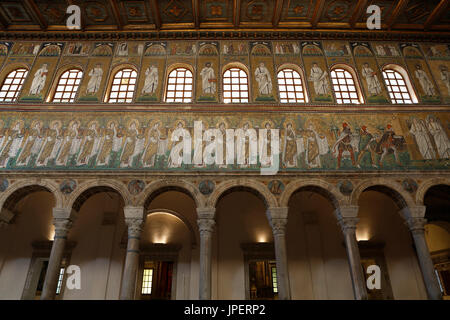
280, 179, 343, 209
351, 178, 415, 209
66, 179, 131, 211
0, 179, 62, 212
146, 209, 197, 248
416, 177, 450, 205
136, 179, 206, 209
207, 178, 278, 209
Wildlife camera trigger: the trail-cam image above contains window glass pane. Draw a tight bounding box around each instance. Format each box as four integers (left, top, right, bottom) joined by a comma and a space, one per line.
0, 68, 29, 102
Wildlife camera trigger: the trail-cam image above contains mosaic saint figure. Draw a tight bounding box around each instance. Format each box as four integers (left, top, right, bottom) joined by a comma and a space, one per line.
283, 123, 298, 168
255, 63, 272, 95
168, 121, 190, 168
439, 65, 450, 95
120, 121, 139, 168
142, 121, 162, 167
259, 122, 273, 167
308, 63, 329, 95
86, 64, 103, 94
16, 121, 43, 166
305, 124, 328, 169
426, 116, 450, 159
409, 118, 435, 160
362, 63, 382, 96
97, 121, 119, 166
200, 62, 216, 94
29, 64, 48, 95
415, 64, 436, 96
0, 121, 23, 168
77, 122, 101, 166
56, 120, 81, 166
142, 65, 158, 94
36, 121, 62, 167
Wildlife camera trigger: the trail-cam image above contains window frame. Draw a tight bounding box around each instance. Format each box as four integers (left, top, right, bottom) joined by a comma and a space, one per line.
105, 66, 138, 104
50, 68, 83, 103
222, 64, 250, 104
276, 65, 309, 104
164, 65, 194, 103
0, 67, 29, 102
330, 64, 365, 105
381, 64, 418, 104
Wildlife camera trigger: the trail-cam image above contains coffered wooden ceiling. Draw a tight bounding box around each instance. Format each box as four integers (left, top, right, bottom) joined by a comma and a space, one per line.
0, 0, 448, 39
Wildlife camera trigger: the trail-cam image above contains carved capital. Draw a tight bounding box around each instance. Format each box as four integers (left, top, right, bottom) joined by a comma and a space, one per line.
125, 218, 144, 238
405, 217, 427, 234
197, 218, 215, 234
271, 217, 288, 236
338, 217, 359, 234
53, 218, 73, 239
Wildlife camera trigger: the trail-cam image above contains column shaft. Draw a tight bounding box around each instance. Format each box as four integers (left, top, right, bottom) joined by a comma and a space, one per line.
339, 217, 368, 300
408, 217, 442, 300
198, 217, 215, 300
41, 218, 72, 300
119, 217, 144, 300
272, 224, 291, 300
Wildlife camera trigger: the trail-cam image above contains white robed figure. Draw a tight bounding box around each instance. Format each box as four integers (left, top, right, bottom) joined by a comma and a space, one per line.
308, 63, 329, 95
200, 62, 216, 94
414, 65, 435, 96
168, 122, 191, 168
236, 123, 258, 167
440, 65, 450, 95
29, 64, 48, 95
409, 118, 435, 160
426, 116, 450, 159
255, 63, 272, 95
362, 63, 382, 96
142, 65, 158, 94
86, 64, 103, 94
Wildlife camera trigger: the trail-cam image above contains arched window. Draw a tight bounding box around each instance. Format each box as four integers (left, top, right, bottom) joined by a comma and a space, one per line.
330, 67, 364, 104
165, 67, 193, 103
0, 68, 28, 102
107, 68, 138, 103
382, 67, 416, 104
277, 67, 308, 103
52, 68, 83, 103
223, 67, 249, 103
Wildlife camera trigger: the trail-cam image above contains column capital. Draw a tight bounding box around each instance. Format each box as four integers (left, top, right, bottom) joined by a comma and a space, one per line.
271, 217, 288, 236
53, 218, 73, 239
405, 217, 427, 234
338, 217, 359, 234
125, 217, 144, 238
196, 207, 216, 220
197, 217, 215, 233
123, 206, 145, 220
335, 205, 359, 219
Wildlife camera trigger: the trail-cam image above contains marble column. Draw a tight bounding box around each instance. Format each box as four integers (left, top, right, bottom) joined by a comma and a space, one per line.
336, 206, 368, 300
197, 207, 215, 300
267, 207, 291, 300
41, 207, 76, 300
119, 206, 145, 300
401, 206, 442, 300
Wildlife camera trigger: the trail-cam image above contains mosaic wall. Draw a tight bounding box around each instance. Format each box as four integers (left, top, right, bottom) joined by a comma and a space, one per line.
0, 40, 449, 105
0, 111, 448, 172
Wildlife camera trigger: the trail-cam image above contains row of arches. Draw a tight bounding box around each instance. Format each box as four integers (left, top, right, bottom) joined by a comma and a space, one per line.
0, 62, 418, 105
0, 177, 446, 214
0, 176, 448, 300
